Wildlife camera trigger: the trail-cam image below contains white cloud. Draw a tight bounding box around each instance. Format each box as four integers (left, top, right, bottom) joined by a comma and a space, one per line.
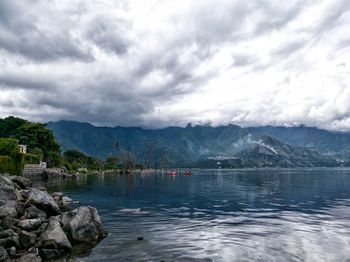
0, 0, 349, 130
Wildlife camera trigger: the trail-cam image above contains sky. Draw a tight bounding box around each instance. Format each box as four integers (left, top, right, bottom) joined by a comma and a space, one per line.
0, 0, 349, 130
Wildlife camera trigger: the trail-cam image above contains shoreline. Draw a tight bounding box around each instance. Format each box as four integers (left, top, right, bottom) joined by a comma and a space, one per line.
0, 175, 107, 261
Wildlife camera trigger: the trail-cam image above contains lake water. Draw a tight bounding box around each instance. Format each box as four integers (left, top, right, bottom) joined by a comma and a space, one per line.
37, 169, 350, 262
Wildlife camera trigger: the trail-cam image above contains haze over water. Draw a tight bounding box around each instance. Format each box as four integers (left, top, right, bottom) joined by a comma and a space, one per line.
38, 169, 350, 261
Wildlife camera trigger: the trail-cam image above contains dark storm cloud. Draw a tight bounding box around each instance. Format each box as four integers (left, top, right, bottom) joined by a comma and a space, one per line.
0, 1, 93, 61
0, 0, 349, 130
0, 74, 58, 91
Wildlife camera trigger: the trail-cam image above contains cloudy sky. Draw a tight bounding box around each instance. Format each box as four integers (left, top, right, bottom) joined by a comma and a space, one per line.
0, 0, 349, 130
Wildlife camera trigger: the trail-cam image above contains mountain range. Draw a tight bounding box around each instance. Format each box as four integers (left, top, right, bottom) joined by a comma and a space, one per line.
47, 121, 350, 168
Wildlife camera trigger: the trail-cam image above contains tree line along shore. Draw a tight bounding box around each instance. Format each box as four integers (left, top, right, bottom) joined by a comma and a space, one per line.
0, 116, 143, 176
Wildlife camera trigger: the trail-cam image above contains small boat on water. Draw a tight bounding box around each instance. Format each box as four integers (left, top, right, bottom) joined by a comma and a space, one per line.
166, 171, 178, 176
184, 170, 192, 176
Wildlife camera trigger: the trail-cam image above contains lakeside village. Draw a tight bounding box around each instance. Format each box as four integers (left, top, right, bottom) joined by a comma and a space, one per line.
0, 116, 146, 178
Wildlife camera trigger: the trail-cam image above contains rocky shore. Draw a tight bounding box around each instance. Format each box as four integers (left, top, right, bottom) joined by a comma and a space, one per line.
0, 175, 107, 261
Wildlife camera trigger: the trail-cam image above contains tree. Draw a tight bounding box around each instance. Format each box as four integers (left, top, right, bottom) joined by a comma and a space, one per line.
28, 147, 44, 161
0, 116, 27, 138
0, 138, 23, 175
143, 141, 155, 169
63, 149, 88, 163
63, 149, 103, 171
15, 122, 61, 162
45, 151, 62, 168
0, 138, 20, 156
159, 148, 170, 169
105, 156, 119, 170
114, 141, 120, 157
124, 151, 136, 171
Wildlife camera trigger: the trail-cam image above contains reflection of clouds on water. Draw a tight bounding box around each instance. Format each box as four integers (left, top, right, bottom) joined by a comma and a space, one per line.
143, 204, 350, 262
118, 208, 150, 215
37, 169, 350, 261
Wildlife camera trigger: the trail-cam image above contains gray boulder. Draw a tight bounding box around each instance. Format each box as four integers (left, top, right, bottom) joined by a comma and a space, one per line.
39, 249, 62, 260
40, 217, 72, 251
0, 245, 8, 261
0, 201, 23, 219
51, 192, 63, 201
0, 176, 15, 188
18, 218, 43, 231
10, 176, 32, 189
32, 222, 48, 238
60, 206, 105, 242
0, 229, 15, 238
25, 188, 60, 216
15, 253, 42, 262
1, 218, 20, 230
19, 230, 37, 249
51, 192, 64, 208
6, 246, 16, 257
20, 190, 30, 199
0, 176, 18, 202
0, 234, 20, 248
24, 206, 47, 220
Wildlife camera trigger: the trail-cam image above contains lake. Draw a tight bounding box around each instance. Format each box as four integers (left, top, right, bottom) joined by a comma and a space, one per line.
36, 169, 350, 261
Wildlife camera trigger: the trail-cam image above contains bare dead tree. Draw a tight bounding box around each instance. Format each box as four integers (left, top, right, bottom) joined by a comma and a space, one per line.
159, 148, 169, 170
125, 150, 136, 171
143, 140, 155, 169
114, 141, 120, 157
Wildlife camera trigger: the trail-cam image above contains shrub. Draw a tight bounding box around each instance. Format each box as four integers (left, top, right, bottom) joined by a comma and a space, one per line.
0, 138, 19, 156
23, 153, 41, 165
0, 155, 16, 174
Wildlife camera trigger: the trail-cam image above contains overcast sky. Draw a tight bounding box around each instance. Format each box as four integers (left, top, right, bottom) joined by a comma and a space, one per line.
0, 0, 349, 130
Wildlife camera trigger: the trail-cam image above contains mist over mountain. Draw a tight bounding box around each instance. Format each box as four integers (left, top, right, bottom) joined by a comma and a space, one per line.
47, 121, 350, 168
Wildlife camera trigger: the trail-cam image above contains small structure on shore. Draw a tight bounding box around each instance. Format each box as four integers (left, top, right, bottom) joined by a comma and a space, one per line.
18, 145, 27, 154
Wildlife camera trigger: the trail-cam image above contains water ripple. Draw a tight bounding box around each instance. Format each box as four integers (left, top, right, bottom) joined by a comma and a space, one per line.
34, 168, 350, 261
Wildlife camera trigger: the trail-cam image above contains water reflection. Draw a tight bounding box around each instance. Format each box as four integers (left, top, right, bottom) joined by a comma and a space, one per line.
34, 169, 350, 261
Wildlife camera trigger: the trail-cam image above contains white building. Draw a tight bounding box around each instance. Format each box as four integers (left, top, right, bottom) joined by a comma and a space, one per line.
19, 144, 27, 154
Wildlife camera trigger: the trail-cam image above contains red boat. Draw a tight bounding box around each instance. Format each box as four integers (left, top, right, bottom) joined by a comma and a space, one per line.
166, 171, 178, 176
184, 170, 192, 176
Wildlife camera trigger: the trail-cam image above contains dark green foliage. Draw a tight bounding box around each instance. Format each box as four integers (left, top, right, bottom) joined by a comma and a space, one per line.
105, 156, 119, 170
28, 147, 44, 161
0, 153, 24, 175
0, 155, 16, 174
0, 116, 27, 138
0, 116, 64, 172
23, 153, 41, 165
15, 122, 61, 162
0, 116, 61, 166
63, 149, 88, 163
45, 151, 62, 168
135, 164, 144, 170
0, 138, 24, 175
63, 149, 103, 171
0, 138, 19, 156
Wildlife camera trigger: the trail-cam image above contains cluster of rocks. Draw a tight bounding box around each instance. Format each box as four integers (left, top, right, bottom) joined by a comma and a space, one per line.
0, 176, 107, 261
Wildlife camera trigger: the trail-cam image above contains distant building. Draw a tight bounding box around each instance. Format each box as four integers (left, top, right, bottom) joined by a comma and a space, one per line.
19, 145, 27, 154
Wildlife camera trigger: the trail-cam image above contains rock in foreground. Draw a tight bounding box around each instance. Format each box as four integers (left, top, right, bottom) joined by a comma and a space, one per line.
0, 175, 107, 261
61, 206, 107, 242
